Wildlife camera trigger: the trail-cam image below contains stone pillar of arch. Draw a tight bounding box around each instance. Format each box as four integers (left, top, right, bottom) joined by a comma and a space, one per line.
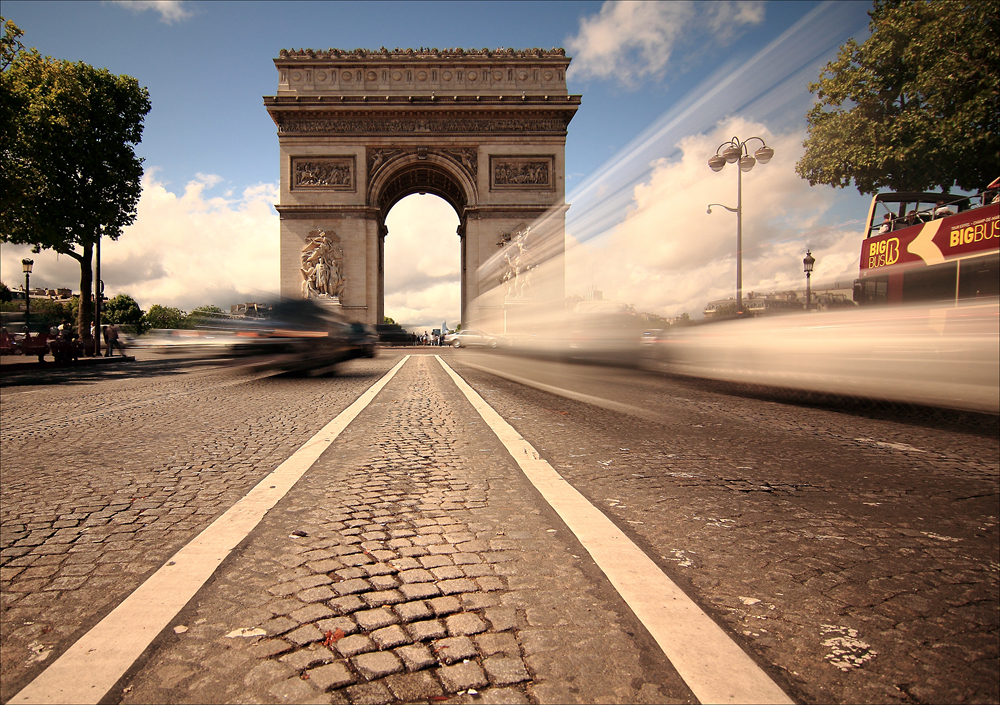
264, 47, 580, 330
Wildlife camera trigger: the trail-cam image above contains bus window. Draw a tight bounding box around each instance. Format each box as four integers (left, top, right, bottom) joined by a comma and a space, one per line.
861, 276, 888, 305
902, 262, 959, 304
959, 254, 1000, 299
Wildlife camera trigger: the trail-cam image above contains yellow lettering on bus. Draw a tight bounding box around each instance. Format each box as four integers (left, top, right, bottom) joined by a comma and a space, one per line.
886, 238, 899, 265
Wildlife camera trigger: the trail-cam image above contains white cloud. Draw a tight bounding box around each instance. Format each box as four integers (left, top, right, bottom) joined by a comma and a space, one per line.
1, 183, 466, 330
383, 195, 461, 331
110, 1, 192, 24
564, 116, 863, 318
1, 172, 279, 313
566, 1, 765, 86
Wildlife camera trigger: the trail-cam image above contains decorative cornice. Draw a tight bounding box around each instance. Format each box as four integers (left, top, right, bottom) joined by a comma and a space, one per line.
271, 113, 574, 136
278, 47, 567, 60
276, 205, 380, 218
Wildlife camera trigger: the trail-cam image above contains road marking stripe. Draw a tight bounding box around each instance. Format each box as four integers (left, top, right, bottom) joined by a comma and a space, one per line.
11, 356, 410, 705
457, 359, 666, 423
438, 356, 793, 705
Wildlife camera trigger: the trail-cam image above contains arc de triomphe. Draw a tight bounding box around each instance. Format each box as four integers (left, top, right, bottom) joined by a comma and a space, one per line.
264, 47, 580, 330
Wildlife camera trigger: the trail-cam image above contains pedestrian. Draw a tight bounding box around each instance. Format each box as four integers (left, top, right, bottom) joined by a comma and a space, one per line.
933, 201, 955, 219
105, 323, 126, 357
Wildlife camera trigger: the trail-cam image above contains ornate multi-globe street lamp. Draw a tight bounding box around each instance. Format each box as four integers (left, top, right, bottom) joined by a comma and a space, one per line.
707, 136, 774, 315
21, 258, 33, 328
803, 249, 816, 311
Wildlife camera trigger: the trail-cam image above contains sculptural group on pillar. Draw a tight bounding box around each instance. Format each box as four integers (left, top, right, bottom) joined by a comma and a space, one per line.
498, 227, 534, 300
301, 229, 345, 300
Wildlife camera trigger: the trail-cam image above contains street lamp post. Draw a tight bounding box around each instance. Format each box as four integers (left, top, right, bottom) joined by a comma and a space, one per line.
803, 249, 815, 311
21, 258, 33, 328
707, 136, 774, 315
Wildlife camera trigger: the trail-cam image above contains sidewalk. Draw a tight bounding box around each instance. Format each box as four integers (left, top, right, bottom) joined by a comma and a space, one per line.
0, 353, 136, 372
101, 355, 690, 704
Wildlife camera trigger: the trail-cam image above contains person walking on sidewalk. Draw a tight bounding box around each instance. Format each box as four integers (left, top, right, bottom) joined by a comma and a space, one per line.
105, 323, 126, 357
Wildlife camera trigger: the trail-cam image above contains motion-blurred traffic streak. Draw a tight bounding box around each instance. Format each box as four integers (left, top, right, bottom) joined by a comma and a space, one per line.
641, 300, 999, 414
134, 299, 370, 374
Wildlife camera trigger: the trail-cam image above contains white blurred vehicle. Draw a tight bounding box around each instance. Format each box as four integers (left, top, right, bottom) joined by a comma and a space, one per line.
447, 329, 508, 349
644, 300, 999, 414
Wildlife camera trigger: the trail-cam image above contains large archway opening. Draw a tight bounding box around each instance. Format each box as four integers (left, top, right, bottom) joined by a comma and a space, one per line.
383, 194, 460, 334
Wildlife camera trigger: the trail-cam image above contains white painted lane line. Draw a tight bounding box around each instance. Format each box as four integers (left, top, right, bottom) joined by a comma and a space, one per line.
456, 359, 667, 424
11, 356, 410, 705
438, 356, 793, 705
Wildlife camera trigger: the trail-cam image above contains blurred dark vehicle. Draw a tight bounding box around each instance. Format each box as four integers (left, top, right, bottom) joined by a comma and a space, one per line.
448, 329, 507, 349
136, 299, 364, 374
346, 322, 377, 358
376, 324, 412, 346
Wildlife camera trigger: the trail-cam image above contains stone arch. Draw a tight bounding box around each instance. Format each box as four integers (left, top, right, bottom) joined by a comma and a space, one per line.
265, 47, 580, 330
367, 153, 476, 218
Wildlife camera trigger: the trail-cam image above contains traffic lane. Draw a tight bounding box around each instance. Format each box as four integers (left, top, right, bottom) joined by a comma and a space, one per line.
450, 358, 999, 705
453, 349, 999, 474
0, 354, 402, 702
114, 354, 692, 705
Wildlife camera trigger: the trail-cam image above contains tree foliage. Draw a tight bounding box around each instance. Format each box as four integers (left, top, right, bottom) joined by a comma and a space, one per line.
796, 0, 999, 195
143, 304, 185, 330
0, 282, 11, 303
102, 293, 144, 325
0, 18, 151, 336
186, 305, 225, 328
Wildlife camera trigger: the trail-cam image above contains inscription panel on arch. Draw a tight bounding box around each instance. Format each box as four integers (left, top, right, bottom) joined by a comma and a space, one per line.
291, 156, 356, 191
490, 155, 555, 191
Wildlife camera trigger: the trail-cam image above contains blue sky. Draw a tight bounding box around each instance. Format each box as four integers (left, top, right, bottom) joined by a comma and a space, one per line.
0, 1, 875, 328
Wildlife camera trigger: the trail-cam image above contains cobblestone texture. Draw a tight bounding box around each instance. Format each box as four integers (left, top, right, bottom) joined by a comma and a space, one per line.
0, 358, 398, 701
115, 355, 687, 704
453, 357, 1000, 705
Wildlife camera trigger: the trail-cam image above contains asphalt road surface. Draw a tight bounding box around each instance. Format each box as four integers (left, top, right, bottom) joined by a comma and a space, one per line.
1, 348, 996, 705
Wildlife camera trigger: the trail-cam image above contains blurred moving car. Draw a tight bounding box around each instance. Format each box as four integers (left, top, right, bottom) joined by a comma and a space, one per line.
346, 322, 378, 358
136, 299, 367, 374
447, 329, 507, 348
567, 300, 645, 366
640, 299, 999, 414
376, 324, 412, 346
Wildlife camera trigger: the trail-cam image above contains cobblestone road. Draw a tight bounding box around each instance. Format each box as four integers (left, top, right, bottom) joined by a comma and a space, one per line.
451, 354, 999, 705
0, 357, 398, 702
117, 354, 687, 704
2, 350, 996, 705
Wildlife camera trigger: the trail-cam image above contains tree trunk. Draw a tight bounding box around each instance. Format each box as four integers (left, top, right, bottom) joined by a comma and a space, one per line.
78, 240, 93, 344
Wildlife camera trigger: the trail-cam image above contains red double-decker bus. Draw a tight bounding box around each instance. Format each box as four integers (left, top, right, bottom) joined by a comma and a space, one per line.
855, 190, 999, 305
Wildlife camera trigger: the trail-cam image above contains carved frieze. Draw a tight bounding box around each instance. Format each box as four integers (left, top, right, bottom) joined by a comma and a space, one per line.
490, 155, 554, 191
290, 156, 355, 191
279, 47, 567, 59
277, 117, 568, 135
291, 157, 355, 191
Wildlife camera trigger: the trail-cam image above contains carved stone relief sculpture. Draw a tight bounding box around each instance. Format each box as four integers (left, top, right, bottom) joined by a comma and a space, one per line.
367, 148, 405, 177
490, 156, 554, 190
441, 148, 478, 180
497, 226, 535, 300
292, 157, 355, 190
366, 147, 478, 185
301, 230, 345, 300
